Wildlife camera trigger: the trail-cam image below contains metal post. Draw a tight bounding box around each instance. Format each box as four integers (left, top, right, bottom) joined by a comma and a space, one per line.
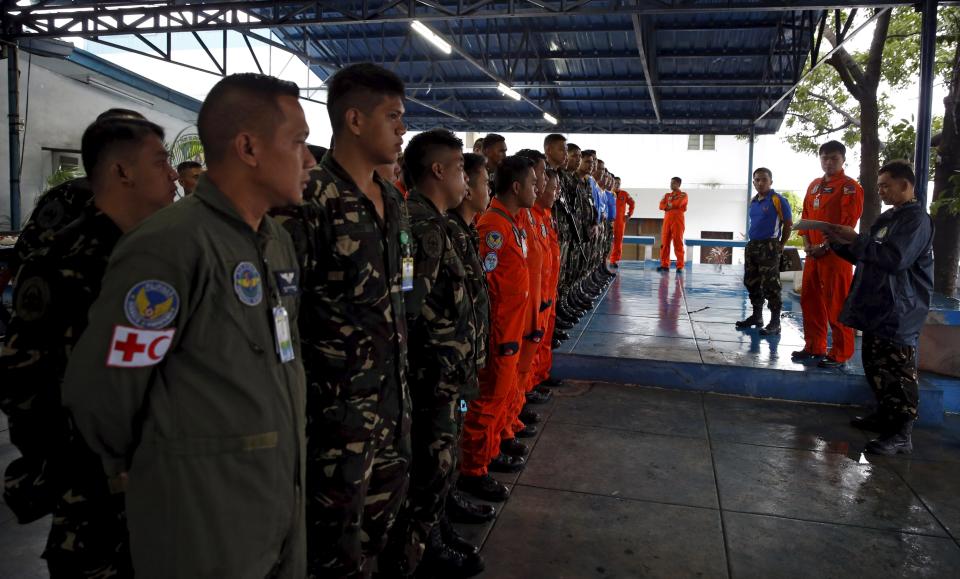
746, 130, 755, 235
914, 0, 938, 209
7, 43, 20, 230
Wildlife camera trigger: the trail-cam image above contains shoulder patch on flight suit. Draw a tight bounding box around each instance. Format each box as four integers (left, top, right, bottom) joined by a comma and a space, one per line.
483, 251, 498, 272
843, 183, 856, 195
876, 226, 889, 241
106, 325, 175, 368
13, 276, 51, 322
124, 280, 180, 329
233, 262, 263, 306
485, 230, 503, 250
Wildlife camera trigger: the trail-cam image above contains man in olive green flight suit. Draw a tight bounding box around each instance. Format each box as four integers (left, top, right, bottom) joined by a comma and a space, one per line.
61, 74, 316, 579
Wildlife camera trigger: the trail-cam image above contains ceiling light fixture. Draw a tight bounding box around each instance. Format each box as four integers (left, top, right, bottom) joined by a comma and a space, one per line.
410, 20, 452, 55
543, 112, 558, 125
497, 83, 522, 101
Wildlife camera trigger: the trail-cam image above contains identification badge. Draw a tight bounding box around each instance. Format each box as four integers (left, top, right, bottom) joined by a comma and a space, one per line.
273, 306, 295, 363
402, 257, 414, 292
459, 400, 468, 413
813, 197, 820, 209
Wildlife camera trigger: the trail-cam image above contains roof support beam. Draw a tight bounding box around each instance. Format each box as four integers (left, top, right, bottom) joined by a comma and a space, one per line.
632, 14, 660, 123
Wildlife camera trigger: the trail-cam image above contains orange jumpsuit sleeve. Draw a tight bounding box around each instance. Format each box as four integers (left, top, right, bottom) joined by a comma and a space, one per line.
798, 181, 816, 238
626, 193, 635, 217
477, 217, 528, 358
676, 192, 688, 213
659, 193, 669, 211
839, 180, 864, 228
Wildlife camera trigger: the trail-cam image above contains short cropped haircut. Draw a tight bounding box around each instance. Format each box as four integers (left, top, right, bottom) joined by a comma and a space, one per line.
494, 155, 535, 196
879, 160, 916, 185
544, 133, 566, 148
402, 128, 463, 187
753, 167, 773, 180
326, 63, 405, 135
581, 149, 597, 159
483, 133, 506, 149
464, 153, 486, 180
515, 148, 546, 163
671, 176, 682, 184
96, 108, 145, 122
177, 160, 202, 173
566, 142, 580, 152
81, 118, 165, 180
819, 140, 846, 157
614, 176, 621, 182
198, 73, 300, 163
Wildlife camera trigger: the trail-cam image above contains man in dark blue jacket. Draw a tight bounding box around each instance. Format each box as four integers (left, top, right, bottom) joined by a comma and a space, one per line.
825, 160, 933, 455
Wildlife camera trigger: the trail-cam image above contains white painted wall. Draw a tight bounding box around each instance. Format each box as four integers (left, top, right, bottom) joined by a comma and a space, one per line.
0, 53, 197, 230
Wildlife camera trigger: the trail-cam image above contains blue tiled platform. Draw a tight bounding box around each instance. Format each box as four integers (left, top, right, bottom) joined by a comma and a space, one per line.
553, 262, 960, 426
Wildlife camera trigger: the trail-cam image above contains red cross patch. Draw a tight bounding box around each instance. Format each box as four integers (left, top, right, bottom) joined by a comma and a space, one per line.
107, 325, 176, 368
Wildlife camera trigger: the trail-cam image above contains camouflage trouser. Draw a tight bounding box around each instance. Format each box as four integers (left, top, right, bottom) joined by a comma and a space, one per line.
307, 407, 411, 578
44, 491, 132, 579
603, 222, 614, 265
380, 399, 463, 575
744, 239, 782, 311
862, 333, 919, 421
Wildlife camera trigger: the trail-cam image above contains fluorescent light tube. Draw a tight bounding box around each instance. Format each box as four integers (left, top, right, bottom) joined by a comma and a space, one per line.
497, 83, 522, 101
410, 20, 452, 55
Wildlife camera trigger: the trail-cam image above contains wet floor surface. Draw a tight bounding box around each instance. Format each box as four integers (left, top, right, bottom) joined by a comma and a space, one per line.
555, 263, 869, 376
461, 382, 960, 579
2, 386, 960, 577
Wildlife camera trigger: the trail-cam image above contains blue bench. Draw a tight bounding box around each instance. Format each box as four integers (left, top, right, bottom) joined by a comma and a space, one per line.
684, 238, 748, 248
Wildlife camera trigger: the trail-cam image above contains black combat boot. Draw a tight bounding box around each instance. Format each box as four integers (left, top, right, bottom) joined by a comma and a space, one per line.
440, 516, 481, 556
499, 438, 529, 458
446, 490, 496, 524
515, 424, 538, 438
555, 317, 575, 330
417, 526, 485, 578
541, 376, 566, 388
488, 453, 525, 473
865, 418, 914, 456
735, 306, 764, 330
525, 389, 551, 404
553, 329, 570, 342
759, 308, 781, 335
458, 474, 510, 502
519, 406, 542, 424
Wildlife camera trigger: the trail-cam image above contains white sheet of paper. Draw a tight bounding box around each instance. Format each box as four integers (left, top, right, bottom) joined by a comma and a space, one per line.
794, 219, 834, 232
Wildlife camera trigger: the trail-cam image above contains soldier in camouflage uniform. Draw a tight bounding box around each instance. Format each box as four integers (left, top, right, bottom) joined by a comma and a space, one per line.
272, 63, 412, 578
736, 168, 792, 336
380, 130, 484, 578
826, 161, 933, 455
542, 135, 572, 346
0, 117, 177, 577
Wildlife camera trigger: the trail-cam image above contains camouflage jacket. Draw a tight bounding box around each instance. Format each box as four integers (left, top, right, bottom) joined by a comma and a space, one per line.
0, 198, 126, 561
272, 153, 412, 446
12, 178, 94, 271
446, 210, 489, 401
403, 191, 473, 406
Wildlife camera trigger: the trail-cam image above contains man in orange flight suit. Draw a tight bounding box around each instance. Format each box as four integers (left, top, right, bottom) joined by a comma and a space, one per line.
609, 176, 635, 267
793, 140, 864, 368
458, 155, 537, 503
533, 168, 562, 394
658, 177, 688, 272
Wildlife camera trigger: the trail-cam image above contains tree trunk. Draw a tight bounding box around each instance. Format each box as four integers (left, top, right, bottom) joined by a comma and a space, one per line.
932, 42, 960, 297
859, 98, 882, 230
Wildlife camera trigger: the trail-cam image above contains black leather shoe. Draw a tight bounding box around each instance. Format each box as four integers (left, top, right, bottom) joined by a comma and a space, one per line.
446, 490, 496, 524
865, 420, 914, 456
817, 357, 844, 369
500, 438, 529, 458
525, 389, 551, 404
541, 376, 565, 388
519, 407, 542, 424
551, 338, 563, 349
488, 453, 525, 473
555, 318, 574, 330
791, 349, 822, 360
515, 424, 538, 438
440, 516, 481, 556
554, 329, 570, 341
458, 474, 510, 502
418, 526, 485, 578
759, 320, 781, 335
851, 412, 890, 433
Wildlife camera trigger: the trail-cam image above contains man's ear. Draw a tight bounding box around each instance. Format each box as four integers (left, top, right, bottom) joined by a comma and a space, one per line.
234, 132, 258, 168
344, 108, 364, 138
431, 161, 444, 181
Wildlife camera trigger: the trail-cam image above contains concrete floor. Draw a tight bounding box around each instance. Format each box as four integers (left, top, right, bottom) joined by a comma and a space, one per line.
3, 385, 960, 578
455, 382, 960, 579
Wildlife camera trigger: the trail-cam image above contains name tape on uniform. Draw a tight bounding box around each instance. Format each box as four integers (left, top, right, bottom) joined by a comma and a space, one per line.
107, 325, 176, 368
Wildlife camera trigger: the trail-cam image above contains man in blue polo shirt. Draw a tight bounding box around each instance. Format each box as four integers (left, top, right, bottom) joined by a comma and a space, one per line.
736, 167, 792, 335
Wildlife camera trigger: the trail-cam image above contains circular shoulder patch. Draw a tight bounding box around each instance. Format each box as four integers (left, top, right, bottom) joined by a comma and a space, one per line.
124, 280, 180, 329
233, 262, 263, 306
420, 226, 443, 259
35, 200, 66, 229
483, 251, 499, 272
14, 276, 52, 322
485, 230, 503, 250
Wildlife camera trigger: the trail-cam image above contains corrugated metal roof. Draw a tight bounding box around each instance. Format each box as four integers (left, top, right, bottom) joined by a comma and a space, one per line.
272, 9, 821, 135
